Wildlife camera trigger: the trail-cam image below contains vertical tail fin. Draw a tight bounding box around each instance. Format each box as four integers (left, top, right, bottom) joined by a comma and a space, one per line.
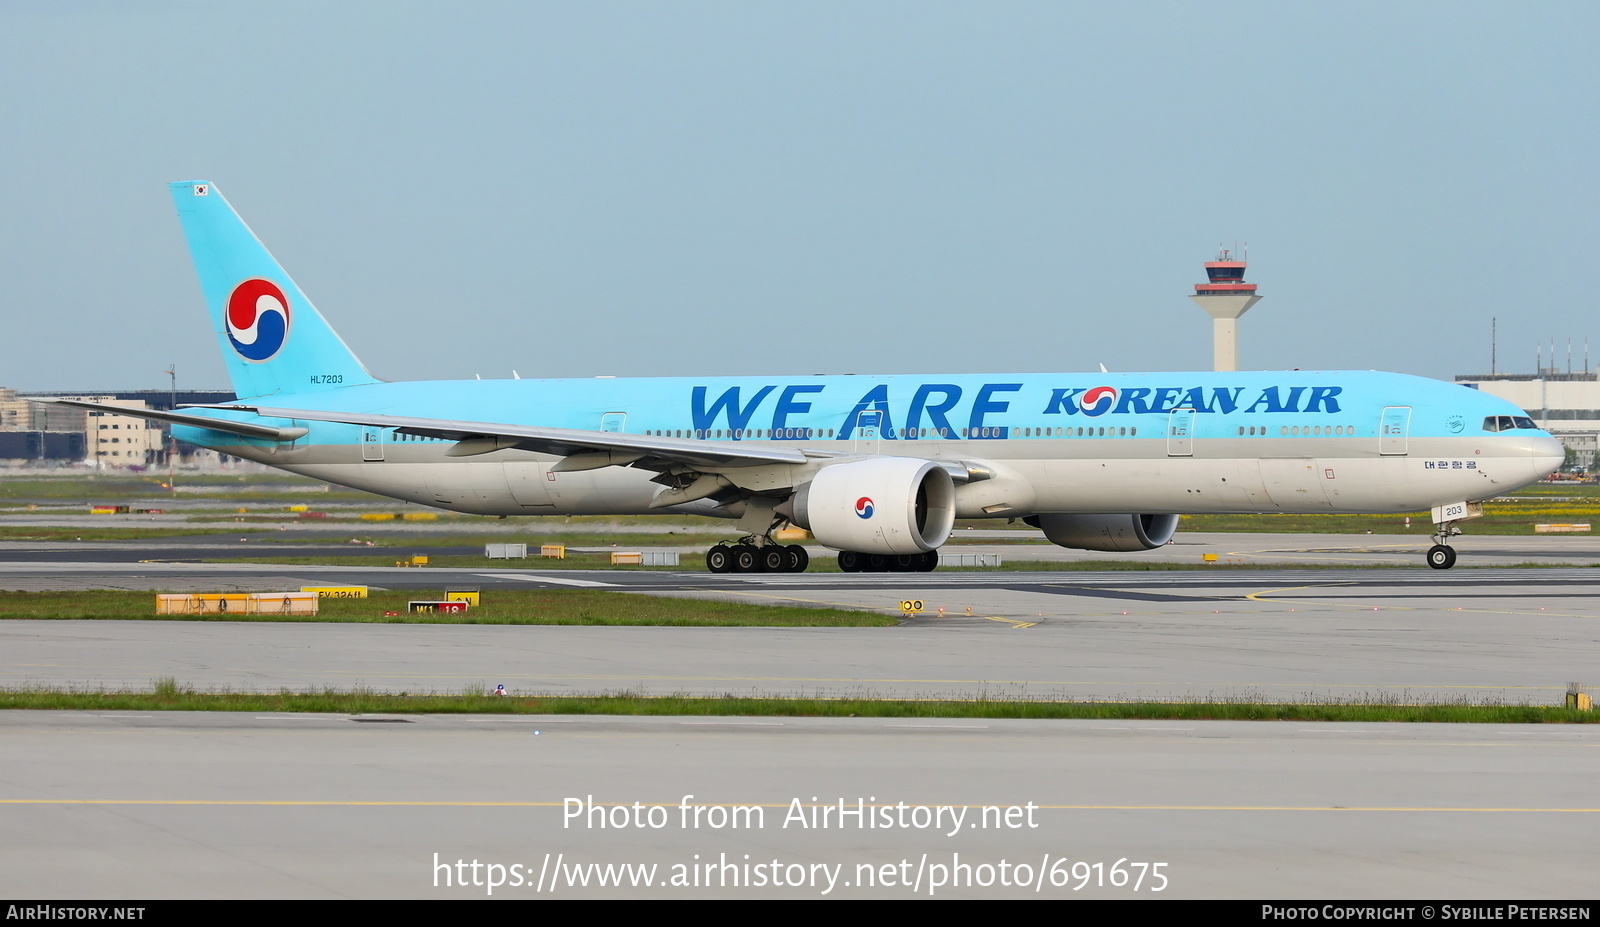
169, 181, 378, 399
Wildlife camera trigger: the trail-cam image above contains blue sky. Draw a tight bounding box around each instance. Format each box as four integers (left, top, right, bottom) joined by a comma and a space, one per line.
2, 1, 1595, 390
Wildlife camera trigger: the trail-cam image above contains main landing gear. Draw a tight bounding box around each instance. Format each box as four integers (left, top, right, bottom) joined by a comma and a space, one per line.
1426, 519, 1463, 570
705, 538, 810, 574
701, 541, 941, 573
836, 550, 939, 573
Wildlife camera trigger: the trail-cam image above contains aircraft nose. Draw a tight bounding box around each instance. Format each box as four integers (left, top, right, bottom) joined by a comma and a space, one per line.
1532, 434, 1565, 477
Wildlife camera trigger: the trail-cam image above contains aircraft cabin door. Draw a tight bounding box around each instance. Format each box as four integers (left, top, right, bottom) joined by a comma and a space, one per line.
853, 409, 882, 455
1379, 406, 1411, 456
1166, 408, 1196, 457
600, 412, 626, 433
360, 427, 385, 461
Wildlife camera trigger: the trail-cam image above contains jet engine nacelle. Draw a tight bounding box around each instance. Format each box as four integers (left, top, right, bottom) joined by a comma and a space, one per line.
1025, 513, 1179, 552
792, 458, 956, 555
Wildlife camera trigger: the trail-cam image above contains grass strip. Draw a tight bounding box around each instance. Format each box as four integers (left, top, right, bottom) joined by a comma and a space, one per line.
1, 683, 1593, 722
0, 588, 893, 626
0, 527, 262, 542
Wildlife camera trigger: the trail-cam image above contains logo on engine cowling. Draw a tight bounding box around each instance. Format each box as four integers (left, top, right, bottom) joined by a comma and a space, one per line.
855, 497, 874, 519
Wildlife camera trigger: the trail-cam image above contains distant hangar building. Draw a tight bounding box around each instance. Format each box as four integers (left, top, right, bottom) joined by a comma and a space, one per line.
0, 387, 235, 467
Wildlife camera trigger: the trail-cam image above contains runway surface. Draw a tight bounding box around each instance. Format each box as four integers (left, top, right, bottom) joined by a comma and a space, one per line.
3, 711, 1595, 899
3, 564, 1598, 702
3, 531, 1600, 701
7, 527, 1600, 568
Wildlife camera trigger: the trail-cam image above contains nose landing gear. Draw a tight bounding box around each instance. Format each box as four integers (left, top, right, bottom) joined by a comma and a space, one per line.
1425, 501, 1481, 570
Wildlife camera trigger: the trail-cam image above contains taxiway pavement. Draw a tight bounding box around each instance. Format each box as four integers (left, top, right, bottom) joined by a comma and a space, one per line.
2, 563, 1596, 702
3, 711, 1594, 899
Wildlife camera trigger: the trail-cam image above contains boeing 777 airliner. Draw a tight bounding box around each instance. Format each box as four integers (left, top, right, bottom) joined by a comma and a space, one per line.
46, 182, 1564, 572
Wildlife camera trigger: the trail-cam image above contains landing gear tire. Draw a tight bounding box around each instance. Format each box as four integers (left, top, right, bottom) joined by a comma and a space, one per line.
1426, 544, 1457, 570
706, 546, 733, 573
758, 546, 787, 573
837, 550, 862, 573
731, 544, 760, 573
784, 546, 810, 573
918, 550, 939, 572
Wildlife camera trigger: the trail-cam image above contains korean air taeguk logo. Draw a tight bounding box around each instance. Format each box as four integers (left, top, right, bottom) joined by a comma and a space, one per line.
1078, 386, 1118, 416
855, 497, 875, 519
225, 278, 291, 362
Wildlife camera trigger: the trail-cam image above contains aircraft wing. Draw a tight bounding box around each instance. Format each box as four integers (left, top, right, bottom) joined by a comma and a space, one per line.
189, 404, 835, 472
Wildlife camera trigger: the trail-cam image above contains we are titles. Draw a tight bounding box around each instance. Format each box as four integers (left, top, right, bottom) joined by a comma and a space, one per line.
564, 796, 1039, 838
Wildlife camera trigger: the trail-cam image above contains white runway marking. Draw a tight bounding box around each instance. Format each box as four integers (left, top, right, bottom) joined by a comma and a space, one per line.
475, 573, 618, 587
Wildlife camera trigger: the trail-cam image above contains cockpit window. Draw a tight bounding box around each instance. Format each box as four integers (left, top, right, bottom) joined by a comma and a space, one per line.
1484, 415, 1539, 432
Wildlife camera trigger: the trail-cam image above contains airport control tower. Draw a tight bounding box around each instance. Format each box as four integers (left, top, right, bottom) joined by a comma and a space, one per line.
1190, 249, 1262, 372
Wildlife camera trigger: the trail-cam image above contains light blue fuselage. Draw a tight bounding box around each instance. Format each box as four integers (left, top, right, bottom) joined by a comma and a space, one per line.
176, 369, 1560, 518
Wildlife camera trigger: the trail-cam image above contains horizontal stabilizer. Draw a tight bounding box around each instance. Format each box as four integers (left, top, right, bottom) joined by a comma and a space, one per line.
34, 399, 308, 442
